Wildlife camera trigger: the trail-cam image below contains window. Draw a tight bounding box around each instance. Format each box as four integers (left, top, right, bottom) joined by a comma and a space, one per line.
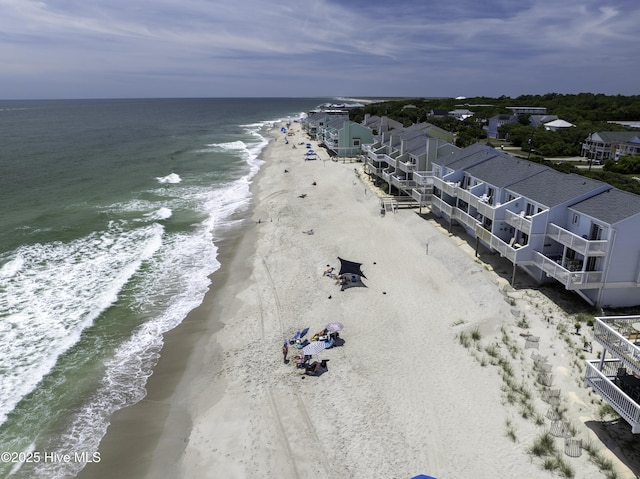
589, 222, 604, 240
572, 213, 579, 225
525, 203, 535, 216
353, 138, 360, 146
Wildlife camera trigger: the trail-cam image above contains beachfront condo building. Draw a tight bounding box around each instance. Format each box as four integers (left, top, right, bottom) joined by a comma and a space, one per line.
362, 133, 640, 309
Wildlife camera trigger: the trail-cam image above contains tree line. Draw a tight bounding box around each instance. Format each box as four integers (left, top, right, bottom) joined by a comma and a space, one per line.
349, 94, 640, 194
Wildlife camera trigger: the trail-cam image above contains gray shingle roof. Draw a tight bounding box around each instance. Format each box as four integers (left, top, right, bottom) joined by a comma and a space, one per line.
570, 188, 640, 225
507, 171, 607, 208
437, 143, 490, 168
593, 131, 638, 144
464, 155, 548, 187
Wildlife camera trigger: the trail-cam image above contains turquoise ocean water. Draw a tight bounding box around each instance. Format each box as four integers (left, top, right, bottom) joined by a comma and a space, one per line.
0, 97, 329, 478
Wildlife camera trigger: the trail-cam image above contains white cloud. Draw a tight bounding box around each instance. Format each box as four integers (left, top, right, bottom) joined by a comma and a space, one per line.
0, 0, 638, 98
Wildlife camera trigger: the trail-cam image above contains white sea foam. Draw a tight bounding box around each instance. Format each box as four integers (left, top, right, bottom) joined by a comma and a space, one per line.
145, 207, 173, 221
156, 173, 181, 184
0, 222, 165, 426
20, 154, 262, 477
25, 205, 223, 478
209, 140, 247, 151
0, 255, 24, 279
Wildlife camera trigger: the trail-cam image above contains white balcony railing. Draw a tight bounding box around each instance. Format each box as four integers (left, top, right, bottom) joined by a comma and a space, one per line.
532, 252, 604, 289
443, 181, 459, 197
585, 360, 640, 434
474, 226, 530, 263
384, 155, 397, 168
593, 316, 640, 372
476, 200, 495, 220
456, 188, 473, 206
412, 171, 434, 185
397, 160, 416, 172
431, 195, 453, 217
453, 208, 480, 230
546, 223, 609, 256
505, 210, 532, 235
411, 188, 432, 203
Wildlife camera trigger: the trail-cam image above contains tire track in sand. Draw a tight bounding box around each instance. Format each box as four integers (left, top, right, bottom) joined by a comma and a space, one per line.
257, 256, 331, 477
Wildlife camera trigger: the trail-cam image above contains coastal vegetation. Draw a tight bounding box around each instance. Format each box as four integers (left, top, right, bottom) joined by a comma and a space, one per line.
349, 94, 640, 194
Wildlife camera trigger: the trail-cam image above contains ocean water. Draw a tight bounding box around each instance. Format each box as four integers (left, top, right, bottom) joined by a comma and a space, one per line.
0, 97, 330, 478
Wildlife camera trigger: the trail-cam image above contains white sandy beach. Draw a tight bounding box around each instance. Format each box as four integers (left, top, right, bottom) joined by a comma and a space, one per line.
80, 123, 640, 479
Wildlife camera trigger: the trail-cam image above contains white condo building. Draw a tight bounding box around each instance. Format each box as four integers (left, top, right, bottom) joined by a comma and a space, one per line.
363, 130, 640, 309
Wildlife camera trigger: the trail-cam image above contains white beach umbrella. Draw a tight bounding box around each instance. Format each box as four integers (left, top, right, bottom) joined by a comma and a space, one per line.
302, 340, 326, 357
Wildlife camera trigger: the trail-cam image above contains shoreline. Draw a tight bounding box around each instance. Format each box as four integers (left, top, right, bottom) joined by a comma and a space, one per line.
81, 120, 639, 478
78, 184, 261, 478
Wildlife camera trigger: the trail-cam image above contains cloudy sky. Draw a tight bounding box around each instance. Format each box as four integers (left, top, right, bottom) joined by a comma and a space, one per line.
2, 0, 639, 99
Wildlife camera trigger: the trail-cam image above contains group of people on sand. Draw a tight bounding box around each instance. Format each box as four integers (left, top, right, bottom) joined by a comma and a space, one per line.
281, 326, 339, 377
323, 265, 348, 286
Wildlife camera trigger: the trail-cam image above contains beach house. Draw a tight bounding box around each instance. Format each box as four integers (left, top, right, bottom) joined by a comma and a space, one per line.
486, 114, 517, 139
301, 110, 348, 138
580, 131, 640, 163
316, 117, 374, 157
362, 123, 458, 199
362, 137, 640, 308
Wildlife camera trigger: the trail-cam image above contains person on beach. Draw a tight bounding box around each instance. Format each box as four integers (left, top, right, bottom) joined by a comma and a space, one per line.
295, 354, 308, 369
282, 340, 289, 364
323, 266, 335, 277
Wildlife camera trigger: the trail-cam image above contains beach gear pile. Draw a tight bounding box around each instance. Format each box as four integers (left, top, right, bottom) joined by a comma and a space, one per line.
285, 322, 343, 377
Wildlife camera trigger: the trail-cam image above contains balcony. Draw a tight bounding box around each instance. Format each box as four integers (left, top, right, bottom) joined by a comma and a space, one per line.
584, 316, 640, 433
431, 195, 453, 217
412, 171, 434, 186
593, 316, 640, 371
453, 207, 480, 230
475, 226, 530, 263
383, 154, 398, 168
390, 175, 414, 190
397, 159, 416, 173
585, 361, 640, 433
456, 188, 473, 206
531, 252, 604, 289
366, 151, 386, 163
546, 223, 608, 256
411, 187, 432, 203
436, 179, 458, 197
505, 210, 532, 236
476, 200, 496, 221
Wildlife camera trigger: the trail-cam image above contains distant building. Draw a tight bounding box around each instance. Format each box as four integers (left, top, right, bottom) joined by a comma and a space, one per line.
427, 109, 449, 118
581, 131, 640, 162
301, 111, 348, 137
529, 115, 558, 127
543, 119, 575, 131
486, 114, 517, 139
362, 114, 403, 135
508, 106, 547, 116
449, 109, 474, 120
316, 117, 374, 157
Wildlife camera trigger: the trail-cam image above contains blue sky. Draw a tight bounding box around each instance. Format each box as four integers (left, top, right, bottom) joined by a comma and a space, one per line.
1, 0, 639, 99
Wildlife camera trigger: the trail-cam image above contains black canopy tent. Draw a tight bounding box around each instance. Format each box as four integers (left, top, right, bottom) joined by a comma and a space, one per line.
337, 257, 367, 290
337, 257, 366, 278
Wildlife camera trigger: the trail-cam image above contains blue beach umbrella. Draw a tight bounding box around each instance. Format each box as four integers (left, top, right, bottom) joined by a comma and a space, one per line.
411, 475, 437, 479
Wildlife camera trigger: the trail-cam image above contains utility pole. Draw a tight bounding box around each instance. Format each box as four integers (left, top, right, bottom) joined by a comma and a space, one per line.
587, 133, 593, 172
